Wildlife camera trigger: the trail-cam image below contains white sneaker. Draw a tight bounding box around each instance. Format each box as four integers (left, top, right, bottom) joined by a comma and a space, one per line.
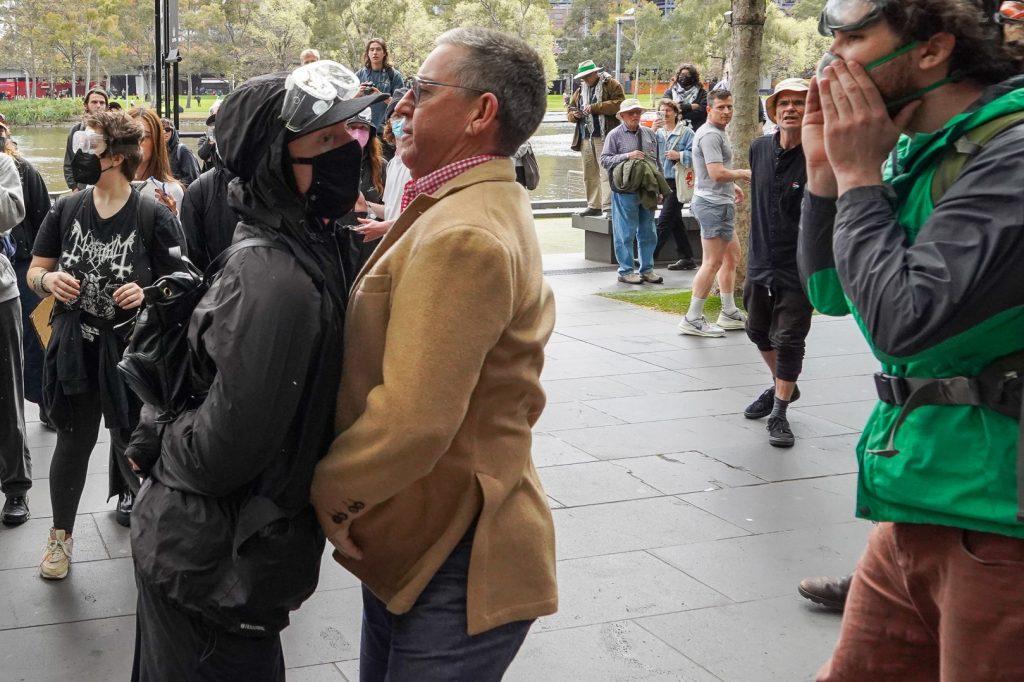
717, 308, 748, 330
678, 315, 726, 337
40, 529, 72, 580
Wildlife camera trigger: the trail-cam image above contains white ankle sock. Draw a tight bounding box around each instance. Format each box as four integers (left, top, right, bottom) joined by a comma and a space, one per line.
721, 292, 737, 313
686, 296, 707, 321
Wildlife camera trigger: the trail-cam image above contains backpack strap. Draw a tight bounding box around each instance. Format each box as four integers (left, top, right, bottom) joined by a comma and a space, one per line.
930, 110, 1024, 205
204, 237, 289, 282
57, 189, 92, 240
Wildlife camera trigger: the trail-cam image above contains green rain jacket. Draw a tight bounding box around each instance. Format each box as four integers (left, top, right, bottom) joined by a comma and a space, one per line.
613, 158, 672, 211
797, 75, 1024, 538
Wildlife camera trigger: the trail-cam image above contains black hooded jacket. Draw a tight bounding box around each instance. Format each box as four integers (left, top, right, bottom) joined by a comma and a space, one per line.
130, 72, 351, 636
178, 163, 239, 271
165, 127, 201, 186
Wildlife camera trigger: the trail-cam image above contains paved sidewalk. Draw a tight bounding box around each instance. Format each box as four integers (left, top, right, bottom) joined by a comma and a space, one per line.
0, 261, 876, 681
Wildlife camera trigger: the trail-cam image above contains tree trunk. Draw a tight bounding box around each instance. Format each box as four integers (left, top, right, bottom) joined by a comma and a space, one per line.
71, 64, 76, 98
186, 71, 193, 109
85, 47, 92, 94
728, 0, 766, 293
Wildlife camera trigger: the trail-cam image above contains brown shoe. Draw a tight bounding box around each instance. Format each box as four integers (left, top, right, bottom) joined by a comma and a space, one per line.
798, 574, 854, 611
618, 272, 643, 284
640, 271, 664, 284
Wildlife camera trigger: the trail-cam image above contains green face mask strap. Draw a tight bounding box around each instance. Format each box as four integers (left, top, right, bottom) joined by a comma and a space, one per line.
865, 41, 959, 113
885, 74, 957, 112
865, 40, 920, 70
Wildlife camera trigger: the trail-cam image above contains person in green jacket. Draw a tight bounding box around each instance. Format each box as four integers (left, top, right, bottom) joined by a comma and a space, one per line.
796, 0, 1024, 677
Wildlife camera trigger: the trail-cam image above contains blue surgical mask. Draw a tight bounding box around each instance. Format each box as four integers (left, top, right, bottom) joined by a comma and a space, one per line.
390, 117, 405, 139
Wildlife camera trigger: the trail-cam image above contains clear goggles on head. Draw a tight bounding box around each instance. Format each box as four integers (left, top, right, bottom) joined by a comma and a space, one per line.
997, 0, 1024, 23
818, 0, 885, 35
71, 130, 107, 155
281, 60, 361, 133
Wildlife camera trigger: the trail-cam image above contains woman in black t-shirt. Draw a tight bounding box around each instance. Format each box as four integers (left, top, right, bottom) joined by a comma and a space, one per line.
25, 110, 184, 581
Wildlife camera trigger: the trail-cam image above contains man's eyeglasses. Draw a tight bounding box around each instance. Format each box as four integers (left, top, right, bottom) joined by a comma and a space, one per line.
407, 76, 489, 104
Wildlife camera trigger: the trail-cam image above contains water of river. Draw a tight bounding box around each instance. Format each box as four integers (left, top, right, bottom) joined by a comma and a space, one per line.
12, 118, 583, 201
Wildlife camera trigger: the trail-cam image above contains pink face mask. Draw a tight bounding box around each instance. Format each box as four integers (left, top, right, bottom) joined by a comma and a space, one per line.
350, 127, 371, 149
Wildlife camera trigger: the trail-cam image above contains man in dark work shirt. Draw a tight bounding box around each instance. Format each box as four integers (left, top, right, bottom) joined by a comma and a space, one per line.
739, 78, 812, 449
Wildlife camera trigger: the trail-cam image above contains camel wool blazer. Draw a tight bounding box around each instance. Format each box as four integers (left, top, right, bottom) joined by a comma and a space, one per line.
311, 158, 558, 635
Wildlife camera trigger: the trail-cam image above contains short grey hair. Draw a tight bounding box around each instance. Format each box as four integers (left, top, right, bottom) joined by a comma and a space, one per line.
436, 27, 547, 156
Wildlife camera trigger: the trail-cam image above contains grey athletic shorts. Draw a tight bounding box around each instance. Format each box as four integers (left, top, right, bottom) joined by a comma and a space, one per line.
690, 195, 735, 241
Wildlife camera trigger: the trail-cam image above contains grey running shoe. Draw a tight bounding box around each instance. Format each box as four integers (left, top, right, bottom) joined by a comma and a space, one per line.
716, 307, 747, 330
678, 315, 726, 337
618, 272, 643, 284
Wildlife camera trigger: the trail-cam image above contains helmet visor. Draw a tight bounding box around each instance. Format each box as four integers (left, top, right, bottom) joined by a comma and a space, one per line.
818, 0, 884, 35
71, 130, 107, 155
281, 60, 362, 133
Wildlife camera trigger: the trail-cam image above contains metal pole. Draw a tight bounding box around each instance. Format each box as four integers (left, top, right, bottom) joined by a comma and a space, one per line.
154, 0, 162, 113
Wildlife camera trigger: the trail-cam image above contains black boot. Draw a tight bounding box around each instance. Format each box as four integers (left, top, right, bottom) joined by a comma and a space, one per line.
798, 574, 854, 612
667, 258, 696, 271
2, 495, 30, 526
115, 490, 134, 528
575, 207, 601, 217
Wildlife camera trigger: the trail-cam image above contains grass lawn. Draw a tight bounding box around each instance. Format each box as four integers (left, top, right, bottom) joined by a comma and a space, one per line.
599, 289, 742, 320
547, 93, 568, 112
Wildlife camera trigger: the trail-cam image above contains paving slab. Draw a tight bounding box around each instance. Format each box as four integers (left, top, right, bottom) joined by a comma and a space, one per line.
508, 620, 721, 681
0, 614, 135, 682
678, 478, 858, 534
278, 587, 362, 669
608, 452, 765, 493
539, 461, 663, 507
637, 596, 843, 681
552, 497, 749, 560
650, 521, 870, 602
531, 433, 597, 468
533, 401, 626, 432
286, 663, 349, 681
585, 387, 755, 424
0, 557, 136, 631
538, 551, 731, 632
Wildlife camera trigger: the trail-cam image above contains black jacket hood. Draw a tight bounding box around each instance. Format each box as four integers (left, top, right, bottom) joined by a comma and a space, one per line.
216, 73, 306, 232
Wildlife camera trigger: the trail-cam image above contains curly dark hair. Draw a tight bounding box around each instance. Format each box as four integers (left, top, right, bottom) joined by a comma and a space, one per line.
675, 63, 700, 84
83, 110, 143, 181
882, 0, 1024, 84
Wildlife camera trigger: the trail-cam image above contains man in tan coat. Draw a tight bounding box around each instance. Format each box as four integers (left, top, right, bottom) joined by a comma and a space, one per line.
567, 60, 625, 217
311, 27, 556, 681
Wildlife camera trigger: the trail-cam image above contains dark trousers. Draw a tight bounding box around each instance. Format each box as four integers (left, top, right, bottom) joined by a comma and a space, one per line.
14, 259, 44, 405
743, 281, 813, 382
654, 179, 695, 261
132, 576, 285, 682
360, 527, 534, 682
0, 296, 30, 497
48, 390, 137, 532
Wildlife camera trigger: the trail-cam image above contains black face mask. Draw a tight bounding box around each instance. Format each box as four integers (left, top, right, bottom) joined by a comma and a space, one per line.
71, 150, 111, 186
292, 140, 363, 220
679, 75, 697, 88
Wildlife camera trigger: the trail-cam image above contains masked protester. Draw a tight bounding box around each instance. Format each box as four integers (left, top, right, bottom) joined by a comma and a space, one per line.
127, 62, 384, 681
794, 0, 1024, 676
25, 111, 185, 578
663, 63, 708, 130
178, 105, 241, 270
333, 108, 387, 283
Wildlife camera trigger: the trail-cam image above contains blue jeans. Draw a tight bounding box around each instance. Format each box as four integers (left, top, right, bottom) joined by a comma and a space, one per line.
611, 191, 657, 275
359, 525, 534, 682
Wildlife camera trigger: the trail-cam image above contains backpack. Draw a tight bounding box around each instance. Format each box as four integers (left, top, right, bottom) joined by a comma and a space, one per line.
520, 144, 541, 191
117, 237, 287, 416
930, 110, 1024, 204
